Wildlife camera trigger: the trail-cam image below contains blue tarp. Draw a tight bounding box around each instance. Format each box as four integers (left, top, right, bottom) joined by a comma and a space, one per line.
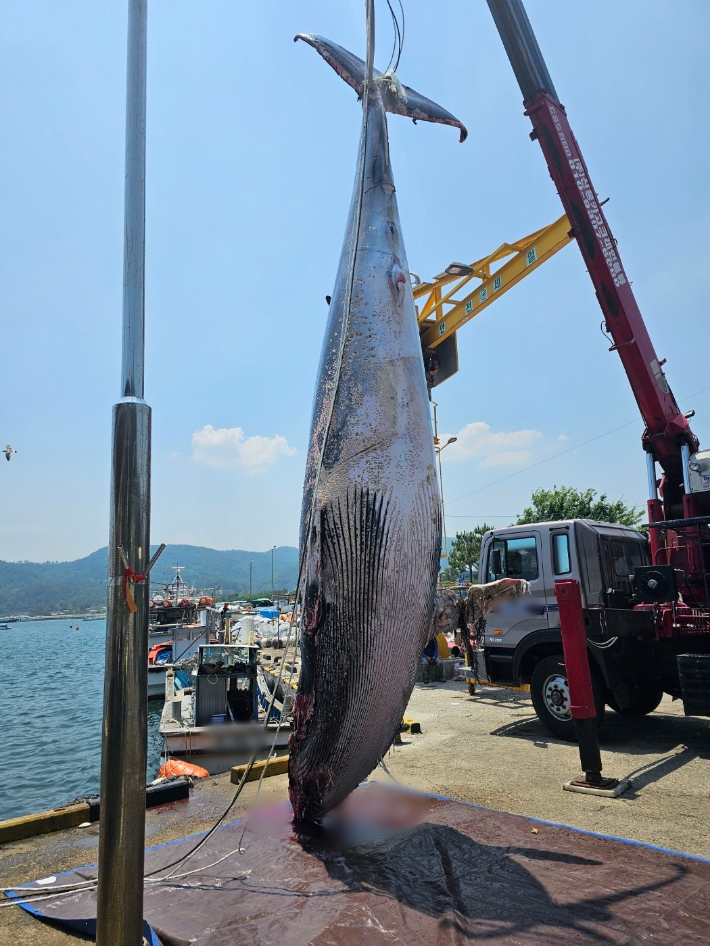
257, 607, 279, 619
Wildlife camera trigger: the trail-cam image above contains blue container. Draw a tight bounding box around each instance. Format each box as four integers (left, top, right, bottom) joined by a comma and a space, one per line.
211, 714, 227, 725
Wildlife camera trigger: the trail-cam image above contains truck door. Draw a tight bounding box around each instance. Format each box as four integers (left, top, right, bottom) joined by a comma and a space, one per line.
483, 531, 549, 684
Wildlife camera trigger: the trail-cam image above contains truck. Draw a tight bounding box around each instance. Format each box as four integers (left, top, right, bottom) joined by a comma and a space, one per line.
461, 0, 710, 737
476, 519, 688, 739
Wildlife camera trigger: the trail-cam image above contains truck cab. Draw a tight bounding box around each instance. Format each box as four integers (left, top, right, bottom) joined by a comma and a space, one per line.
476, 520, 654, 738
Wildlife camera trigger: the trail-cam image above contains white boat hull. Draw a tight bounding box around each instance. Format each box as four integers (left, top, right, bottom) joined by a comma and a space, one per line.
159, 686, 292, 775
148, 665, 170, 699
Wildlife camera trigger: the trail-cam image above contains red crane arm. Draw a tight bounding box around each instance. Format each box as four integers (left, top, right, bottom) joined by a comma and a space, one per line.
486, 0, 697, 486
525, 93, 696, 470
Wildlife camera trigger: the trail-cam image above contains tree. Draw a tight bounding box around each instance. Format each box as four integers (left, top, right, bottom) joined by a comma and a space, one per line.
439, 564, 457, 583
445, 525, 494, 583
516, 486, 642, 527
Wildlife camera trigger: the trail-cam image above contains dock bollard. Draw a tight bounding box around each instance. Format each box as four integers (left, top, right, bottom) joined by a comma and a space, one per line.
554, 579, 629, 797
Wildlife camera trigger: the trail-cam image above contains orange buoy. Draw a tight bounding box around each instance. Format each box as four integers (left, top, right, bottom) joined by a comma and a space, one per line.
158, 759, 209, 780
179, 598, 191, 607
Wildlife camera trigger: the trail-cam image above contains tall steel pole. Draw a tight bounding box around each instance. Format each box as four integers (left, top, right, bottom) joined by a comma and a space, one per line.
96, 3, 150, 945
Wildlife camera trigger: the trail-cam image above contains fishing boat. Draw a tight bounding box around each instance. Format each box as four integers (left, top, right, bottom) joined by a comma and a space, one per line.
149, 566, 214, 636
159, 643, 292, 775
147, 622, 212, 699
0, 624, 10, 631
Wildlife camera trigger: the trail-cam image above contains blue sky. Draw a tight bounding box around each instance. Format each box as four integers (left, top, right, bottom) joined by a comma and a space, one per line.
1, 0, 709, 562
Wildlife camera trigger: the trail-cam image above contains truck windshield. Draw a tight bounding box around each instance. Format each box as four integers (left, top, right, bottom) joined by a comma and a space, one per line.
488, 536, 539, 582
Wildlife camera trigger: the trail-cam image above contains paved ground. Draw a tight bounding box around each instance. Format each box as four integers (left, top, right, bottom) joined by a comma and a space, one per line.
2, 682, 708, 943
391, 683, 710, 858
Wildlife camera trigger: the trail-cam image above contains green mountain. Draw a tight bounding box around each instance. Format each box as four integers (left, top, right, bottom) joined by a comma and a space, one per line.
0, 544, 299, 616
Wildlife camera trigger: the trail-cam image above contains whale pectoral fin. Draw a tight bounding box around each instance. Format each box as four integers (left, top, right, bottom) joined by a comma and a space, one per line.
295, 33, 467, 143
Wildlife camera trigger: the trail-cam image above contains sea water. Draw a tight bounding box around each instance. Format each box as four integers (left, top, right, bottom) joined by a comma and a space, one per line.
0, 618, 163, 821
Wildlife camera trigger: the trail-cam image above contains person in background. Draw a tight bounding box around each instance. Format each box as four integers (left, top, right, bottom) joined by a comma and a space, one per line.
435, 628, 450, 661
422, 636, 443, 684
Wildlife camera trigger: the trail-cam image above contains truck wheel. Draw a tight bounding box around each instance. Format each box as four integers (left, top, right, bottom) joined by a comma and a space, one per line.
607, 684, 664, 717
530, 656, 605, 742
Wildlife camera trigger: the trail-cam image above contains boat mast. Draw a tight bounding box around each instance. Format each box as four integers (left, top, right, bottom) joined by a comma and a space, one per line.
96, 2, 151, 944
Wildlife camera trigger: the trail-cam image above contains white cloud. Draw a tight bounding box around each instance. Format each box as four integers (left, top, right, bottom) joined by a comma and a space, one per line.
557, 433, 569, 442
191, 425, 297, 472
441, 421, 544, 468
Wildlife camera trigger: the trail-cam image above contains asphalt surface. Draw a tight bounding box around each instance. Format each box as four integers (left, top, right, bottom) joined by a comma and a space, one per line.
392, 683, 710, 858
1, 683, 708, 943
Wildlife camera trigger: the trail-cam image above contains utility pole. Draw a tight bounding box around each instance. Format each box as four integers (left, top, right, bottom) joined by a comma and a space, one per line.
271, 546, 278, 642
431, 400, 457, 562
96, 3, 150, 945
249, 559, 254, 599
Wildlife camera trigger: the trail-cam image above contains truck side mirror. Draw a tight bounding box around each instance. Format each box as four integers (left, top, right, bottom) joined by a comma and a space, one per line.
491, 549, 502, 576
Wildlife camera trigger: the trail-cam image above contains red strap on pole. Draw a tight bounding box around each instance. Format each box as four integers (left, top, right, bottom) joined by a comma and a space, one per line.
554, 579, 596, 719
122, 567, 145, 614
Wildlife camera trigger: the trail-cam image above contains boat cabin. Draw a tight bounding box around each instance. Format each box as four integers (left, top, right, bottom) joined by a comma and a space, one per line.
194, 644, 259, 726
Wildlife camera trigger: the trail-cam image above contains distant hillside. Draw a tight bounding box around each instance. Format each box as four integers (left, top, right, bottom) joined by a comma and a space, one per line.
0, 545, 299, 616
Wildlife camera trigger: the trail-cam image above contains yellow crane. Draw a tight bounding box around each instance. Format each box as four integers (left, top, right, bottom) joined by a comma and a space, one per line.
416, 213, 573, 388
416, 213, 574, 558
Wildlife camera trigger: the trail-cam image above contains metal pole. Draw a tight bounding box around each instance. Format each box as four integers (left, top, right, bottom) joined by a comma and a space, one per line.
437, 446, 448, 560
681, 444, 692, 494
249, 560, 253, 598
431, 400, 448, 562
96, 3, 150, 945
272, 546, 277, 642
646, 451, 658, 500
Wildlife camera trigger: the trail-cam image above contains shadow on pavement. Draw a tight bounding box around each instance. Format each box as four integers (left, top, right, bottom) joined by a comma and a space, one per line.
490, 706, 709, 754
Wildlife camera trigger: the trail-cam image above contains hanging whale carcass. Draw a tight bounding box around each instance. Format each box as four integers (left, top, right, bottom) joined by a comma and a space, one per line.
289, 30, 467, 823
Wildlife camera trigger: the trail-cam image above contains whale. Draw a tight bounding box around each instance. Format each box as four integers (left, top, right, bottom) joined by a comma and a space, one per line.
289, 30, 466, 823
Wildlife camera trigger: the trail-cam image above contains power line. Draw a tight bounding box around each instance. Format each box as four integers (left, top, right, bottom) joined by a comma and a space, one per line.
446, 419, 638, 506
445, 383, 710, 508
